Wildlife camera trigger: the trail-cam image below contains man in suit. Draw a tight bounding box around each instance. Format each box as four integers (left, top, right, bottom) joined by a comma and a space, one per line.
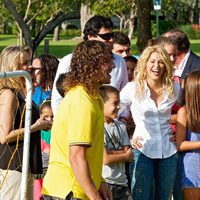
163, 29, 200, 200
163, 29, 200, 80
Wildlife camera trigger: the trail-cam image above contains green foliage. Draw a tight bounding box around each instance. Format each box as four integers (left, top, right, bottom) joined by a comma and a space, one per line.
180, 24, 200, 39
0, 2, 14, 34
0, 0, 81, 35
151, 20, 174, 37
158, 0, 196, 25
60, 29, 81, 37
92, 0, 133, 17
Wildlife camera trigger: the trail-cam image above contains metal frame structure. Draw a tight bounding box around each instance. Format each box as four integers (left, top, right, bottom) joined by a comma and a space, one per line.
0, 70, 33, 200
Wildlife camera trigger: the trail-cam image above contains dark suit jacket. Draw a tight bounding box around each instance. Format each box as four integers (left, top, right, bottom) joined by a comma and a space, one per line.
181, 51, 200, 79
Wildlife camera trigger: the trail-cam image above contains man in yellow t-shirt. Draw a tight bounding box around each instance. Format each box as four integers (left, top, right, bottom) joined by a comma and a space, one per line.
42, 40, 114, 200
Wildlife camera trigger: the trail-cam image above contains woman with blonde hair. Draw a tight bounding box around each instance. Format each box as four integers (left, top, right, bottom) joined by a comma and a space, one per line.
0, 46, 52, 200
120, 45, 181, 200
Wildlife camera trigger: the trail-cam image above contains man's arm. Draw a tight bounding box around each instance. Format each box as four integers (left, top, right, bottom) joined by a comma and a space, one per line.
69, 145, 103, 200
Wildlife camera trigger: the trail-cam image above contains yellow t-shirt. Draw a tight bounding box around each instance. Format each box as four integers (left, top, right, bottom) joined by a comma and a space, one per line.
42, 86, 104, 199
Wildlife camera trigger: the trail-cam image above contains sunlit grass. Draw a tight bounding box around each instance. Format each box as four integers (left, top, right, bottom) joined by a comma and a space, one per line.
0, 34, 200, 57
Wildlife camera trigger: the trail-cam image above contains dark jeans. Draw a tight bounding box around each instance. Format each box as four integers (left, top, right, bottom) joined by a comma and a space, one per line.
43, 192, 81, 200
130, 149, 179, 200
172, 153, 183, 200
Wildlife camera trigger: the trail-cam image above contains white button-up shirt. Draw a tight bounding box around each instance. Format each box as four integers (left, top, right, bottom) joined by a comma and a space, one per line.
120, 81, 180, 159
110, 53, 128, 91
174, 50, 190, 77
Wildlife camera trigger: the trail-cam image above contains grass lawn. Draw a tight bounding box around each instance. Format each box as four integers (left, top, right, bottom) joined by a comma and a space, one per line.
0, 34, 200, 58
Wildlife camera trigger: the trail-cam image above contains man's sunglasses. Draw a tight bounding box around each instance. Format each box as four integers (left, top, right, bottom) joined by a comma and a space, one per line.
96, 32, 114, 41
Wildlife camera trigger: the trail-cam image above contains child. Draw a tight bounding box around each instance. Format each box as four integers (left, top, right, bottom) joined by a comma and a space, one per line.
56, 73, 67, 98
176, 70, 200, 200
99, 85, 133, 200
124, 56, 138, 82
34, 99, 53, 200
40, 99, 53, 170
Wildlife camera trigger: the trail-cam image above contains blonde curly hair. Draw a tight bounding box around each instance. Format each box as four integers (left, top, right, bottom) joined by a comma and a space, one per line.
134, 45, 174, 100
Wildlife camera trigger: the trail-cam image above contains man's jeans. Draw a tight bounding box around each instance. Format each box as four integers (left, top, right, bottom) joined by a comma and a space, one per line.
129, 149, 179, 200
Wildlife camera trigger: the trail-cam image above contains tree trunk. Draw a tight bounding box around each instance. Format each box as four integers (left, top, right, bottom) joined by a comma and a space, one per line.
31, 19, 36, 37
17, 27, 24, 46
3, 22, 7, 34
53, 25, 61, 41
136, 0, 152, 53
119, 15, 126, 31
3, 0, 33, 50
128, 12, 135, 40
80, 3, 93, 37
3, 0, 80, 54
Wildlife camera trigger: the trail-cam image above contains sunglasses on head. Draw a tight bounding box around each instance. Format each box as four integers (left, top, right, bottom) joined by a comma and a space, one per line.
96, 32, 113, 41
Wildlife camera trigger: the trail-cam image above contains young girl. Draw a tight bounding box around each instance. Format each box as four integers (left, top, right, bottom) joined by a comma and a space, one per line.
176, 70, 200, 200
124, 56, 138, 82
120, 45, 181, 200
34, 99, 53, 200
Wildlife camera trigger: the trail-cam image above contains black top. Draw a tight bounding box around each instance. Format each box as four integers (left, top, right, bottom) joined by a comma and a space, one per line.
0, 90, 42, 174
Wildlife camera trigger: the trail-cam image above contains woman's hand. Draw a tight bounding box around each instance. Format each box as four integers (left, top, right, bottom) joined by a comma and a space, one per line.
131, 136, 143, 150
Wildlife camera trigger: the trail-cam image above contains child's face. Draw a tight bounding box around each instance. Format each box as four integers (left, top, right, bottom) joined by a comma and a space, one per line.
40, 106, 53, 122
126, 61, 136, 82
104, 93, 120, 121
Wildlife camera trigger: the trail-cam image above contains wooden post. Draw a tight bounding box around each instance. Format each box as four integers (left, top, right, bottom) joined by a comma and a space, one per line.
44, 39, 49, 54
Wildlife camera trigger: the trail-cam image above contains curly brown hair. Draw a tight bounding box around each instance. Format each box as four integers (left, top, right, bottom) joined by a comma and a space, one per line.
62, 40, 112, 96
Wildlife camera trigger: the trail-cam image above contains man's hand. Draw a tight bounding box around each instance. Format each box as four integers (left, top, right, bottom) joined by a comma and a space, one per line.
99, 182, 112, 200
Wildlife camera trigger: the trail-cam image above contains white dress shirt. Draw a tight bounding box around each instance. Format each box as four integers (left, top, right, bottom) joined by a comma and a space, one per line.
120, 81, 180, 159
110, 54, 128, 91
174, 50, 190, 77
51, 53, 128, 115
51, 53, 72, 115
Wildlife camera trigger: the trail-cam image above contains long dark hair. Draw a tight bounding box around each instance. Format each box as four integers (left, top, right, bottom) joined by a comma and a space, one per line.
185, 70, 200, 132
34, 55, 59, 91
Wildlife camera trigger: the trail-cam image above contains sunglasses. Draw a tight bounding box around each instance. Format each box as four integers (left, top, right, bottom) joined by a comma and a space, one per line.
27, 67, 41, 73
96, 32, 113, 41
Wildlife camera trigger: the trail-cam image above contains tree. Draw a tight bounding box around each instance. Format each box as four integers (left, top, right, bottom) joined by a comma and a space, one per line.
136, 0, 152, 53
80, 3, 94, 37
92, 0, 137, 39
159, 0, 196, 26
2, 0, 80, 53
0, 2, 13, 34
